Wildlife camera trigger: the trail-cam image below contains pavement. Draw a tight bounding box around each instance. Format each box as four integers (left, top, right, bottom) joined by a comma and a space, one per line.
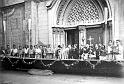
0, 70, 124, 84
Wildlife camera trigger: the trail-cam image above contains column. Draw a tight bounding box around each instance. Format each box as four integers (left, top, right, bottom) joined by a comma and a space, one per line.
78, 26, 86, 46
53, 32, 56, 48
104, 7, 108, 46
38, 2, 49, 44
28, 18, 31, 47
112, 2, 119, 41
3, 20, 6, 47
52, 27, 56, 48
54, 28, 58, 48
57, 28, 60, 46
60, 28, 65, 47
31, 0, 37, 45
65, 31, 67, 47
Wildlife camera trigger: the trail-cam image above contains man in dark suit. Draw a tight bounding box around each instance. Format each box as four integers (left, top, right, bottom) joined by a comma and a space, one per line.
5, 45, 11, 56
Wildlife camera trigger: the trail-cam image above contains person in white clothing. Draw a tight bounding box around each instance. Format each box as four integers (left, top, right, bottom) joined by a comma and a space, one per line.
115, 40, 123, 60
11, 45, 18, 57
35, 45, 41, 58
46, 45, 53, 59
29, 45, 35, 58
18, 46, 23, 57
63, 46, 70, 59
23, 45, 29, 57
107, 40, 113, 60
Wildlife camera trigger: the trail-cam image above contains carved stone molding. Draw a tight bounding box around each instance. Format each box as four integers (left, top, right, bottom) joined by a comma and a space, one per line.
56, 0, 110, 25
67, 0, 100, 23
2, 7, 15, 19
52, 27, 65, 34
46, 0, 57, 9
56, 0, 68, 24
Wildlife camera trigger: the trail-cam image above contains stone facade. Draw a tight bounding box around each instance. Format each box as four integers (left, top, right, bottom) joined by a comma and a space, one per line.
57, 0, 103, 25
0, 0, 124, 49
107, 0, 124, 45
3, 3, 25, 47
30, 0, 49, 45
2, 0, 25, 7
0, 10, 3, 47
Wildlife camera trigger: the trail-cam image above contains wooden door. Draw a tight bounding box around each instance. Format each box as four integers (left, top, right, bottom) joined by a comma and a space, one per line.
66, 29, 79, 47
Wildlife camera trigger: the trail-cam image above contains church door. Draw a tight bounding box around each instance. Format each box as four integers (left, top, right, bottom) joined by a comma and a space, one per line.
66, 29, 79, 47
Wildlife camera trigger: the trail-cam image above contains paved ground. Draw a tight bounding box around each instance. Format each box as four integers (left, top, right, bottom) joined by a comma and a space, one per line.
0, 70, 124, 84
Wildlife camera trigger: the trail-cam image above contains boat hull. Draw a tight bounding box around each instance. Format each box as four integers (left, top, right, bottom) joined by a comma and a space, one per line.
0, 56, 124, 77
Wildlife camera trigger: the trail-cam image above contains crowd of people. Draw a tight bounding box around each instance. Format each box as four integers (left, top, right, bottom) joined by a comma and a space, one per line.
54, 40, 124, 60
80, 40, 123, 60
0, 44, 54, 59
0, 40, 123, 60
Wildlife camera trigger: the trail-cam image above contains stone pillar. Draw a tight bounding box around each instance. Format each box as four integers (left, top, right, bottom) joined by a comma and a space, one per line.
108, 21, 112, 41
104, 7, 108, 46
57, 28, 60, 45
112, 1, 119, 41
24, 0, 31, 45
60, 28, 65, 47
118, 0, 124, 46
37, 1, 49, 45
78, 26, 86, 47
0, 10, 3, 47
65, 31, 67, 47
52, 27, 66, 48
30, 0, 49, 45
3, 20, 6, 47
31, 0, 37, 45
52, 27, 56, 48
52, 27, 59, 48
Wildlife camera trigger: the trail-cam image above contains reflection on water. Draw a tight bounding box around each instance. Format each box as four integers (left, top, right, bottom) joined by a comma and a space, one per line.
0, 70, 124, 84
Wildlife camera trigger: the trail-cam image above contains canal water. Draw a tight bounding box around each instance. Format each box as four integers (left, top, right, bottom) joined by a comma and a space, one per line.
0, 70, 124, 84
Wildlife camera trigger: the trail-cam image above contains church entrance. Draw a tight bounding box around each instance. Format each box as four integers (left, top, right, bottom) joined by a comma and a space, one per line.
66, 29, 79, 47
52, 23, 111, 49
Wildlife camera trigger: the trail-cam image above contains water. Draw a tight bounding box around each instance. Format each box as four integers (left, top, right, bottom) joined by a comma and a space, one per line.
0, 70, 124, 84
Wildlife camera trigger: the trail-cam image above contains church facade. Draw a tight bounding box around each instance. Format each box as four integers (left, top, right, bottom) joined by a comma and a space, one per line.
0, 0, 124, 49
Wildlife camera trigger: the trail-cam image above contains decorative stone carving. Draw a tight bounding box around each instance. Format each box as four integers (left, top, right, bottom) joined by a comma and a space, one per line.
25, 1, 31, 19
46, 0, 57, 9
52, 27, 64, 34
67, 0, 100, 24
57, 0, 103, 25
2, 4, 25, 47
2, 7, 15, 18
57, 0, 68, 24
52, 27, 65, 47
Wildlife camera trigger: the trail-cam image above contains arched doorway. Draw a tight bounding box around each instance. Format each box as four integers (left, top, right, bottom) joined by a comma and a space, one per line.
53, 0, 112, 48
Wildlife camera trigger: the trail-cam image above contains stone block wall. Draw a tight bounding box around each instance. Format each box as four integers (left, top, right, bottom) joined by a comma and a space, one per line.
102, 0, 124, 45
31, 1, 49, 45
0, 12, 3, 48
2, 3, 25, 47
3, 0, 25, 7
38, 2, 49, 45
118, 0, 124, 46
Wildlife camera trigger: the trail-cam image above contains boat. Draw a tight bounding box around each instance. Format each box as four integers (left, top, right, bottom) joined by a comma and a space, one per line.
0, 55, 124, 77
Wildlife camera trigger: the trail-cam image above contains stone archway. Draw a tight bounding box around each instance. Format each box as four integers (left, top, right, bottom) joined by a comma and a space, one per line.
54, 0, 112, 47
56, 0, 112, 26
